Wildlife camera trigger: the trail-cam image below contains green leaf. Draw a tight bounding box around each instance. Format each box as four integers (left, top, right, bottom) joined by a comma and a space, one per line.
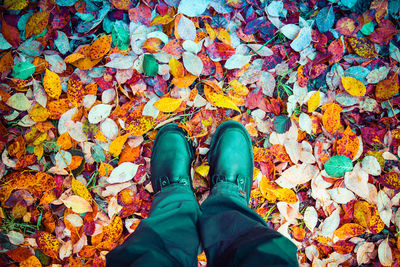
112, 25, 129, 50
12, 62, 35, 79
143, 54, 159, 77
360, 21, 374, 35
91, 144, 105, 163
324, 155, 353, 178
273, 115, 291, 134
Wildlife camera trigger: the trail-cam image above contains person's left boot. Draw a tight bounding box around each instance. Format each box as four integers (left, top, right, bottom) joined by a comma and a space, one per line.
150, 123, 194, 193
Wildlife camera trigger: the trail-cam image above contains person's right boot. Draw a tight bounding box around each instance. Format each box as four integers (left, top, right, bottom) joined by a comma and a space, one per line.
208, 120, 254, 203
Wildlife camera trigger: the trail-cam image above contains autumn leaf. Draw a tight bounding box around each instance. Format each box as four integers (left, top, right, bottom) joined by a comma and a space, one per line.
36, 231, 60, 258
375, 73, 399, 101
307, 91, 320, 113
90, 35, 112, 59
43, 69, 62, 99
109, 133, 130, 157
71, 178, 92, 203
347, 37, 376, 58
341, 76, 366, 96
335, 126, 359, 160
204, 84, 240, 112
322, 103, 342, 134
67, 74, 84, 107
334, 223, 366, 239
153, 97, 183, 113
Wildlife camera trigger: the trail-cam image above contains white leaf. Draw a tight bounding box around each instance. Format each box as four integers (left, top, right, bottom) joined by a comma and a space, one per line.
178, 0, 210, 17
65, 214, 83, 227
116, 68, 133, 84
7, 231, 24, 245
177, 15, 196, 41
33, 80, 47, 107
88, 104, 112, 124
321, 209, 340, 237
66, 121, 87, 142
83, 95, 97, 109
299, 113, 312, 134
224, 54, 252, 70
183, 40, 201, 54
276, 202, 302, 222
55, 150, 72, 168
183, 52, 203, 76
102, 89, 116, 104
361, 156, 381, 176
284, 140, 300, 164
45, 54, 66, 73
247, 44, 273, 56
377, 190, 392, 227
107, 162, 139, 184
62, 195, 93, 213
304, 206, 318, 231
328, 187, 355, 204
6, 93, 32, 111
105, 55, 135, 69
275, 164, 319, 188
59, 240, 73, 260
258, 71, 276, 97
108, 196, 123, 219
266, 1, 287, 17
390, 42, 400, 62
280, 24, 301, 40
357, 242, 375, 265
378, 238, 393, 266
290, 26, 312, 52
344, 163, 370, 200
73, 233, 87, 254
366, 66, 390, 84
100, 118, 118, 140
142, 97, 160, 118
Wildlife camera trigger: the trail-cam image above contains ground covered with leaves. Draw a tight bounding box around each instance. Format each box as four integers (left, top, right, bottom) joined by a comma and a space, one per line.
0, 0, 400, 266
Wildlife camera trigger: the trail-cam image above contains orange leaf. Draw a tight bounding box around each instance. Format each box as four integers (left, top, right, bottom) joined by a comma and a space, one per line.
322, 103, 342, 134
48, 98, 70, 119
102, 216, 123, 242
35, 231, 60, 258
20, 256, 42, 267
353, 200, 372, 229
25, 12, 50, 39
172, 74, 197, 88
90, 35, 112, 59
57, 132, 73, 150
0, 51, 14, 73
111, 0, 133, 10
332, 240, 355, 254
375, 73, 399, 101
109, 133, 130, 157
336, 126, 359, 160
98, 162, 114, 177
43, 69, 62, 99
78, 245, 97, 258
64, 53, 85, 63
142, 37, 163, 53
291, 226, 306, 241
68, 45, 102, 70
5, 247, 32, 262
119, 145, 141, 164
334, 223, 366, 239
67, 74, 84, 107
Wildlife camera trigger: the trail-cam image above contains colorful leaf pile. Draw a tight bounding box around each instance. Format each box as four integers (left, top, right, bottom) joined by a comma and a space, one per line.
0, 0, 400, 266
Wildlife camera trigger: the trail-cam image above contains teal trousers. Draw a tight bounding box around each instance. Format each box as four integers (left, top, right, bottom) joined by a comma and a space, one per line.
106, 182, 298, 267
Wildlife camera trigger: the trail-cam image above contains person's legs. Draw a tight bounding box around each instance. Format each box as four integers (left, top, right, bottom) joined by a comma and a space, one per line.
199, 121, 298, 267
106, 124, 200, 267
106, 184, 200, 267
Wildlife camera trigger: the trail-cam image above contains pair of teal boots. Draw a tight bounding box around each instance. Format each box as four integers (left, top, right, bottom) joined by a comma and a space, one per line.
106, 121, 298, 267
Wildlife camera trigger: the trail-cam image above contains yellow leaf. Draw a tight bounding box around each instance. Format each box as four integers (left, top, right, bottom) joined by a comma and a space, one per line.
4, 0, 29, 10
153, 97, 183, 113
169, 57, 184, 78
229, 80, 249, 95
195, 164, 210, 177
34, 145, 44, 159
43, 69, 62, 99
205, 23, 216, 41
25, 12, 50, 39
71, 178, 92, 203
341, 76, 366, 96
216, 28, 231, 45
307, 91, 320, 113
20, 256, 41, 267
28, 103, 50, 122
204, 85, 240, 112
126, 116, 155, 136
109, 133, 130, 157
99, 162, 114, 177
67, 74, 84, 107
172, 74, 197, 88
64, 53, 85, 63
274, 188, 298, 203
